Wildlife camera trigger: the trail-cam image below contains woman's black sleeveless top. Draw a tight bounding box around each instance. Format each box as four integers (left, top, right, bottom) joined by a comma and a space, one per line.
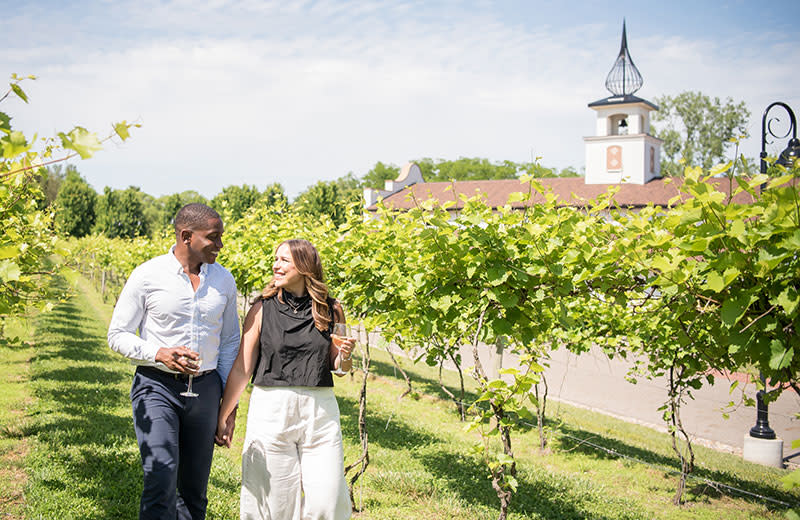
251, 291, 335, 388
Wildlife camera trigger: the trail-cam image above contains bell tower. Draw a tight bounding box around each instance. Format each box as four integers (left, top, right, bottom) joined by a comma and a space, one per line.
584, 20, 662, 184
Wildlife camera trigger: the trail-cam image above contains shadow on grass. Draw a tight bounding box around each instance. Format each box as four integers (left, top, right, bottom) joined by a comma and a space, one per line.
26, 276, 142, 520
353, 350, 799, 515
208, 468, 242, 498
337, 394, 441, 451
421, 448, 644, 520
554, 422, 800, 510
365, 355, 482, 414
337, 385, 644, 519
32, 302, 114, 364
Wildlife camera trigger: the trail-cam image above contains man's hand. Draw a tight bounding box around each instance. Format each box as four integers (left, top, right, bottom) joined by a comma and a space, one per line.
215, 407, 237, 448
155, 346, 200, 374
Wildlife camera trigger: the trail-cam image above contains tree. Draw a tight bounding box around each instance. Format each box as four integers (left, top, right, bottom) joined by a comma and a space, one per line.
414, 157, 522, 181
262, 182, 288, 208
54, 167, 97, 237
94, 186, 148, 238
651, 91, 750, 177
360, 162, 400, 189
293, 180, 348, 226
35, 164, 67, 208
155, 190, 208, 230
333, 172, 363, 201
139, 191, 162, 236
0, 73, 134, 332
557, 166, 581, 177
211, 184, 262, 222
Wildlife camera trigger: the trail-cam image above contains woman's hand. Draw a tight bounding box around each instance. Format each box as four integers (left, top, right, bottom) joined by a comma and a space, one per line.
336, 337, 355, 361
215, 407, 237, 447
333, 336, 355, 375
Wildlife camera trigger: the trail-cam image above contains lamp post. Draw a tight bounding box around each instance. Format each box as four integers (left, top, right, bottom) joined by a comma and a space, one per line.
748, 101, 800, 442
759, 101, 800, 175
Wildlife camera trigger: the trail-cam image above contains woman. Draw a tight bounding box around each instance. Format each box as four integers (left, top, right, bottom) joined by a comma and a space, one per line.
217, 239, 354, 520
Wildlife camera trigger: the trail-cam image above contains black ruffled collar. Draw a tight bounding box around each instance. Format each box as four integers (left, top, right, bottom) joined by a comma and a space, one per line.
281, 289, 311, 315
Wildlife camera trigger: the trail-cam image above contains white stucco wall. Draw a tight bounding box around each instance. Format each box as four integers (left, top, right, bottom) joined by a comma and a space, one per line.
584, 134, 662, 184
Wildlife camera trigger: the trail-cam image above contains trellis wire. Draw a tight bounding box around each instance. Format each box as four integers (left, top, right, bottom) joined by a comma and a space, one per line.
365, 349, 799, 510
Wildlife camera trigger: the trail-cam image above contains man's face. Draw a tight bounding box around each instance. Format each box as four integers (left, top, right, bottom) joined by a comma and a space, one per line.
186, 217, 224, 264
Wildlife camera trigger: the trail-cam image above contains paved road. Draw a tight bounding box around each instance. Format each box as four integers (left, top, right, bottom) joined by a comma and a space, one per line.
465, 342, 800, 465
373, 329, 799, 466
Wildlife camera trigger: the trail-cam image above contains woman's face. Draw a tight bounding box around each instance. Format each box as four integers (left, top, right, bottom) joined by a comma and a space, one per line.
273, 243, 305, 295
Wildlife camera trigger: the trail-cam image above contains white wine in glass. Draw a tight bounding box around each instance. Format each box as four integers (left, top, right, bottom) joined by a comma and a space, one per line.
180, 355, 202, 398
331, 323, 349, 376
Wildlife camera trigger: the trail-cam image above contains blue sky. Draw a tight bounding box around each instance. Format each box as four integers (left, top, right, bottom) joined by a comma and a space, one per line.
4, 0, 800, 199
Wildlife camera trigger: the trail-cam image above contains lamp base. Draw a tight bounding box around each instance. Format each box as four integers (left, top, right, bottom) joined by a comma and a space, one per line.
742, 434, 784, 468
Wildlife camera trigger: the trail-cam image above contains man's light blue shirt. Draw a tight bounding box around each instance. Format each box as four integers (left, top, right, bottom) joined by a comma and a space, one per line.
108, 245, 241, 387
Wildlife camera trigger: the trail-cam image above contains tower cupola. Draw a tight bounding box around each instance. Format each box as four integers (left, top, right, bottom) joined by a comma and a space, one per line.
584, 20, 662, 185
605, 20, 643, 97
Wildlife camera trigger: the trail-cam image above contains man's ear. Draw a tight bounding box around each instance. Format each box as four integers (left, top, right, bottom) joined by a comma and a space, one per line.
180, 229, 193, 243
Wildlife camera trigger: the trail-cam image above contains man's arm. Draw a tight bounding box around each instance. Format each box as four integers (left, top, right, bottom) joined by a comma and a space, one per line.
108, 262, 206, 374
215, 277, 241, 388
108, 267, 160, 362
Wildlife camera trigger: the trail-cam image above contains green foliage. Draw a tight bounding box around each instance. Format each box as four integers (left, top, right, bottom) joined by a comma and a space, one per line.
94, 185, 149, 238
652, 91, 750, 176
556, 165, 581, 177
292, 179, 354, 226
67, 152, 800, 514
262, 182, 288, 208
619, 166, 800, 396
34, 164, 67, 208
217, 199, 336, 306
64, 233, 170, 287
414, 157, 525, 181
360, 161, 400, 189
16, 281, 797, 520
0, 73, 133, 335
211, 183, 264, 223
152, 190, 209, 231
54, 167, 97, 237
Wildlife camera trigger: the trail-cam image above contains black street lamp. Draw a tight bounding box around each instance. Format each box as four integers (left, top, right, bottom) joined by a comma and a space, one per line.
749, 101, 800, 441
759, 101, 800, 175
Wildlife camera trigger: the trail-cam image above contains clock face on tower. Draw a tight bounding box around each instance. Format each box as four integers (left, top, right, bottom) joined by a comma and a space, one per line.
607, 145, 622, 172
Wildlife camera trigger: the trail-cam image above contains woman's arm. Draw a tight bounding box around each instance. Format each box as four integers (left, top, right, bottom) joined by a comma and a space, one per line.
216, 301, 262, 446
330, 300, 354, 376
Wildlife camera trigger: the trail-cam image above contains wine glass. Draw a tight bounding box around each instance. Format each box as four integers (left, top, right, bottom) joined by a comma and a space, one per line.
180, 354, 202, 398
331, 323, 351, 376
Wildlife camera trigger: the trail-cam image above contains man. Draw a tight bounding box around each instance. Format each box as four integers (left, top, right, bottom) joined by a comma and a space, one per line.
108, 203, 240, 519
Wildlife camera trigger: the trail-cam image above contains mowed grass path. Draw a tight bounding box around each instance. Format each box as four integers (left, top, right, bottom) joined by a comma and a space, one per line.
2, 269, 798, 519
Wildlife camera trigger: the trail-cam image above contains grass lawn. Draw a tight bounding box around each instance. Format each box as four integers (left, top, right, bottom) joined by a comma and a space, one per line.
0, 314, 36, 519
2, 269, 798, 519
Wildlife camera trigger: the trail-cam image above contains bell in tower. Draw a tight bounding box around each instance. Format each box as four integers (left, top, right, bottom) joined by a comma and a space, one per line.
584, 20, 662, 185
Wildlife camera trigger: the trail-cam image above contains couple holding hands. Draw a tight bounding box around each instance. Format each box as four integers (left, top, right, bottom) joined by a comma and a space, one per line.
108, 203, 354, 520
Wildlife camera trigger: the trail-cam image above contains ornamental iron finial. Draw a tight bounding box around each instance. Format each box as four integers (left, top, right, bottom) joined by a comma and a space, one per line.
605, 19, 643, 96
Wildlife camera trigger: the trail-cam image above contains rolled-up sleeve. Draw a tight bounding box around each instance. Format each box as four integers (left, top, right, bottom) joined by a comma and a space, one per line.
108, 267, 160, 363
215, 275, 241, 388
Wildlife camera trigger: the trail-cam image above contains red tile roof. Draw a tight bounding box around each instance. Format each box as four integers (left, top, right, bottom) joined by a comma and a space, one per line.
369, 177, 757, 211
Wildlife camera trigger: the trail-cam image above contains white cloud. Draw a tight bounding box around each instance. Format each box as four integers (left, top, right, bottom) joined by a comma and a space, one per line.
3, 1, 799, 199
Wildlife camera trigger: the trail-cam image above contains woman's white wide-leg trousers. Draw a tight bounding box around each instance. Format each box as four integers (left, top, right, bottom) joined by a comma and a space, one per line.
240, 385, 351, 520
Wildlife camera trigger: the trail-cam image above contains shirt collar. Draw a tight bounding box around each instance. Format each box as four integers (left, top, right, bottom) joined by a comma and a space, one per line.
168, 244, 209, 276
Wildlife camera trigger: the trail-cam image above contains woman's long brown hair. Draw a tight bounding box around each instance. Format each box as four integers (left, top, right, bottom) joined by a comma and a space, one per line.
259, 239, 332, 332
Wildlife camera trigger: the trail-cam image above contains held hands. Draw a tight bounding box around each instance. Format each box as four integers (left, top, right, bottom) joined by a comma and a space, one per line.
155, 346, 201, 374
215, 407, 237, 448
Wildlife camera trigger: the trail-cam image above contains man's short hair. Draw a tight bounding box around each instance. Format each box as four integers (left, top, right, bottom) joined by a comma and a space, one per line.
174, 203, 221, 233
